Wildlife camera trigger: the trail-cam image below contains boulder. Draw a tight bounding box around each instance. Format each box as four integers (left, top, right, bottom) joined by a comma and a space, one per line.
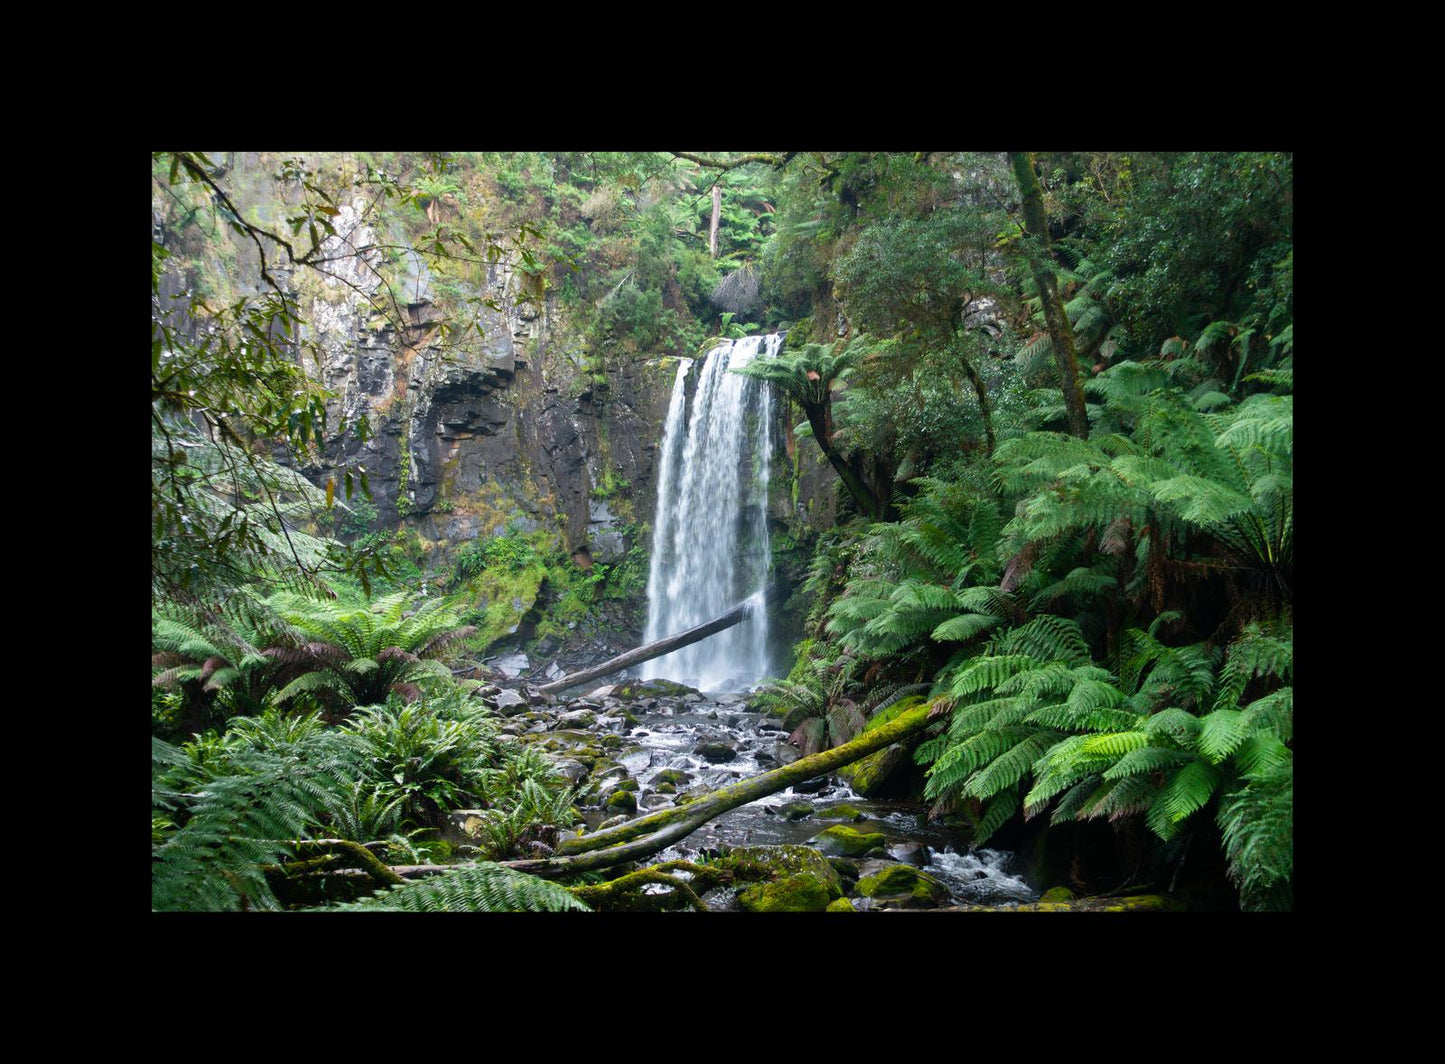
809, 825, 887, 858
855, 863, 951, 908
728, 845, 845, 913
488, 688, 528, 714
694, 741, 737, 763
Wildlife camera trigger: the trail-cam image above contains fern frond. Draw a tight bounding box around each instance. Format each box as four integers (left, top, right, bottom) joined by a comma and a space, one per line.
339, 863, 590, 912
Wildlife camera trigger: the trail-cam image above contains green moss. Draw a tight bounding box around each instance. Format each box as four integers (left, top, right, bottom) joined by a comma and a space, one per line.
780, 801, 814, 821
1040, 886, 1075, 903
613, 779, 639, 793
611, 678, 698, 699
600, 734, 623, 750
810, 825, 886, 857
737, 874, 833, 912
819, 804, 865, 821
605, 790, 637, 813
855, 863, 950, 905
653, 769, 691, 786
655, 782, 677, 794
826, 897, 857, 912
836, 743, 909, 797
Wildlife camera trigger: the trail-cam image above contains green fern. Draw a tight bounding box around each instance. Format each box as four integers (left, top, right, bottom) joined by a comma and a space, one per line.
338, 863, 590, 912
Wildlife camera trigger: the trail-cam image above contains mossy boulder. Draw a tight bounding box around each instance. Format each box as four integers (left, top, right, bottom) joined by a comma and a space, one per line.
818, 804, 866, 821
826, 897, 858, 912
1040, 886, 1075, 903
604, 790, 637, 813
780, 801, 814, 821
652, 768, 691, 786
727, 844, 844, 913
613, 778, 639, 793
612, 679, 697, 699
654, 782, 677, 794
855, 863, 951, 907
600, 734, 623, 751
810, 825, 886, 857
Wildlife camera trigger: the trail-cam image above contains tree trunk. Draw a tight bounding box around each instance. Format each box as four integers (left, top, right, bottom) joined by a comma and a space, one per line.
709, 184, 722, 257
1010, 152, 1090, 439
535, 600, 754, 695
501, 699, 938, 878
801, 398, 885, 520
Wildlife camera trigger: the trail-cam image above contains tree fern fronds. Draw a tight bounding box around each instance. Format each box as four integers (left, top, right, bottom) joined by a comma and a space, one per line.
339, 863, 590, 912
1078, 731, 1150, 759
995, 615, 1091, 668
972, 790, 1019, 845
1091, 774, 1157, 822
963, 732, 1058, 801
1049, 776, 1101, 825
949, 654, 1035, 698
1216, 758, 1292, 911
1231, 734, 1291, 777
932, 612, 1000, 643
1197, 709, 1248, 763
995, 660, 1076, 702
1026, 703, 1139, 734
925, 727, 1035, 798
1144, 707, 1202, 744
1239, 687, 1293, 744
1145, 758, 1221, 840
1029, 566, 1117, 608
1102, 745, 1194, 780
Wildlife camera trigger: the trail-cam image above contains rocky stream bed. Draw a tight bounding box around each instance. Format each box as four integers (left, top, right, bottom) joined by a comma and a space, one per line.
450, 675, 1044, 912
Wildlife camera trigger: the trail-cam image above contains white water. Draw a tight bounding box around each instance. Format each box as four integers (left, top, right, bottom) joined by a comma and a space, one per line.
642, 334, 779, 691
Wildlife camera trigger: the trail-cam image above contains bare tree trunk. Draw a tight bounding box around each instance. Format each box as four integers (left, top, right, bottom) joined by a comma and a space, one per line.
709, 184, 722, 257
535, 600, 753, 695
502, 700, 937, 878
1010, 152, 1090, 439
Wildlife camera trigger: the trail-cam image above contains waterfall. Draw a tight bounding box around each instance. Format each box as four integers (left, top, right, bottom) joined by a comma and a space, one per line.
642, 334, 780, 691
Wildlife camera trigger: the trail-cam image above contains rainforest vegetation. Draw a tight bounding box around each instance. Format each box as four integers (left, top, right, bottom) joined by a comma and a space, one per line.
152, 150, 1291, 912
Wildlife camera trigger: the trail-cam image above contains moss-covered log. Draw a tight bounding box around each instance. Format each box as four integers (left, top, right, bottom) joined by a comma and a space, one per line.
569, 860, 725, 912
501, 699, 939, 878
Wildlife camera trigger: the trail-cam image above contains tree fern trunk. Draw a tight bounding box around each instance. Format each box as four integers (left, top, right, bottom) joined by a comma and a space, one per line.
1010, 152, 1090, 439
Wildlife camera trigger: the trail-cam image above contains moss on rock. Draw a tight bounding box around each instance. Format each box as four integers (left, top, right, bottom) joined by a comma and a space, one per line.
826, 897, 857, 912
855, 863, 951, 906
605, 790, 638, 813
810, 825, 886, 857
1040, 886, 1075, 903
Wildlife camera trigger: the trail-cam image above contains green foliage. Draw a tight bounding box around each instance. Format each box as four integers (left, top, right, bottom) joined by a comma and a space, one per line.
826, 477, 1008, 659
342, 694, 500, 826
337, 863, 589, 912
267, 590, 476, 712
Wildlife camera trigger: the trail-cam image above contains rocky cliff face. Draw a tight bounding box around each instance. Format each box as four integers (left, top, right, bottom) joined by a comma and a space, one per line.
155, 153, 838, 660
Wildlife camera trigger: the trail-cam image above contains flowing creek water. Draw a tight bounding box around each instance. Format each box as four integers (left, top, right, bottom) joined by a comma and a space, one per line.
548, 688, 1038, 909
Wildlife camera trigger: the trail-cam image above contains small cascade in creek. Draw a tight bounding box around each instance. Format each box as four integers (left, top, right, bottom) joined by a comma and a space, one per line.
642, 333, 780, 691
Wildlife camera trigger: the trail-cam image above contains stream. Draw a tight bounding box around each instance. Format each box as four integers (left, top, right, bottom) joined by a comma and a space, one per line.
511, 684, 1039, 910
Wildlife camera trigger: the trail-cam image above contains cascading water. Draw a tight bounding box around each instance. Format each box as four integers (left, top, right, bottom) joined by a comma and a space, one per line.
642, 334, 779, 691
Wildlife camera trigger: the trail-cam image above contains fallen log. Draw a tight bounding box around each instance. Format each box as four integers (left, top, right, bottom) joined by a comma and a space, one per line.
535, 598, 755, 695
501, 697, 941, 878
